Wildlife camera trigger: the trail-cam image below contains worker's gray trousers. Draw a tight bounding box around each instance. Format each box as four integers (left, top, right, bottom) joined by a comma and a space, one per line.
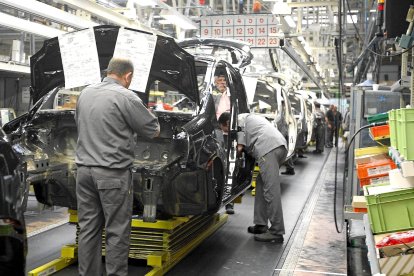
254, 146, 287, 235
315, 125, 326, 151
76, 166, 133, 276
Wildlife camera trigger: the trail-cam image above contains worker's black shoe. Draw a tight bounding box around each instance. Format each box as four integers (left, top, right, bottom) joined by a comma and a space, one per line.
225, 204, 235, 215
312, 149, 323, 154
298, 155, 307, 158
247, 225, 268, 234
254, 231, 284, 243
281, 169, 295, 175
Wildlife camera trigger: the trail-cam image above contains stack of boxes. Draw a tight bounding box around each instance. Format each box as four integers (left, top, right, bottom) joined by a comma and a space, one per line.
352, 146, 396, 214
356, 108, 414, 275
368, 112, 390, 143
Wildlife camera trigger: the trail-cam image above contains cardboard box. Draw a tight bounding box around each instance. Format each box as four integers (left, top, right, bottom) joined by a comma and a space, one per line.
389, 168, 414, 188
378, 254, 414, 275
352, 196, 367, 208
355, 153, 389, 166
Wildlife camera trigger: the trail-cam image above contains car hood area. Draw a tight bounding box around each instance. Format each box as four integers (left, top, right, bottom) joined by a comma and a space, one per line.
30, 25, 199, 105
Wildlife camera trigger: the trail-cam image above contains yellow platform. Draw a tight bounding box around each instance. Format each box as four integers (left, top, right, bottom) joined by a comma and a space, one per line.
251, 165, 260, 196
30, 210, 228, 276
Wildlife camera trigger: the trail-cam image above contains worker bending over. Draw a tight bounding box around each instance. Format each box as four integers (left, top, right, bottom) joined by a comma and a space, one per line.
75, 57, 160, 276
220, 112, 287, 242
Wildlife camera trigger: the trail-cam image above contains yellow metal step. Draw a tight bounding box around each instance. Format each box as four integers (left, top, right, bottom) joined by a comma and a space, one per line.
33, 210, 227, 275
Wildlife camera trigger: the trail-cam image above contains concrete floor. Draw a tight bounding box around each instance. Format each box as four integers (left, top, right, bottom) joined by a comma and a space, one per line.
26, 147, 349, 275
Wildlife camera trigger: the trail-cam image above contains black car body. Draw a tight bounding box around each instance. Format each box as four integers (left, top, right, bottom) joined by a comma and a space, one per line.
3, 25, 253, 222
0, 132, 27, 275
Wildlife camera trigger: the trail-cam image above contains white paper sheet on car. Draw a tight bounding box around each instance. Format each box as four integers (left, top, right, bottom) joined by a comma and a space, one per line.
113, 28, 157, 92
58, 28, 101, 89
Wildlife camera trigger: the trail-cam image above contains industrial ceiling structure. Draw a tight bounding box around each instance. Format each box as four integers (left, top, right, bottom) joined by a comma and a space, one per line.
0, 0, 401, 96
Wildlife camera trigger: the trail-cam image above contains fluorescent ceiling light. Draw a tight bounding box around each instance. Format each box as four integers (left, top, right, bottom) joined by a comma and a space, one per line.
135, 0, 157, 6
0, 11, 65, 38
272, 1, 291, 15
96, 0, 119, 8
158, 19, 172, 25
347, 15, 358, 23
160, 10, 198, 30
284, 15, 296, 28
304, 45, 312, 56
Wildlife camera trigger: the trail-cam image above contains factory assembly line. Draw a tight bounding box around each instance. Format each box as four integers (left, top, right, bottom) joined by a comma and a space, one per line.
26, 149, 344, 276
1, 1, 413, 276
10, 25, 343, 276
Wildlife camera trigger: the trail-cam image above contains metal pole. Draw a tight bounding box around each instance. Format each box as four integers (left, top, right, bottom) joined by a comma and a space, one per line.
411, 48, 414, 107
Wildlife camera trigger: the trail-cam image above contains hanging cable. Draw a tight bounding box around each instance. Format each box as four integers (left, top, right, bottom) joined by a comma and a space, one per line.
346, 0, 414, 57
333, 0, 345, 233
336, 120, 388, 234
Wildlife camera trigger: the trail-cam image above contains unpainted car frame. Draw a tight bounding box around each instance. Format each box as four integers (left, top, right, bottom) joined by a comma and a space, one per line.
3, 26, 254, 222
0, 131, 27, 275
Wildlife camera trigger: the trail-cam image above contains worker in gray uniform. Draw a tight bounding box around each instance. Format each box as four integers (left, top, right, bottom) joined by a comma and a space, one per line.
75, 58, 160, 276
312, 101, 326, 153
237, 113, 287, 242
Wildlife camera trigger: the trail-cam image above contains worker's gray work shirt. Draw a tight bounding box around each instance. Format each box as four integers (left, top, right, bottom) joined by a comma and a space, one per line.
75, 77, 160, 169
237, 114, 287, 159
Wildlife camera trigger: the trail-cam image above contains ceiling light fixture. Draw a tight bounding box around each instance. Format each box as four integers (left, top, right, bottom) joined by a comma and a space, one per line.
160, 9, 198, 30
271, 0, 291, 15
135, 0, 157, 7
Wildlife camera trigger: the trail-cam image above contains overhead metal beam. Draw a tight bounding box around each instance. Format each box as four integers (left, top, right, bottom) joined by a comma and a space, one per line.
0, 62, 30, 74
280, 39, 324, 90
153, 0, 198, 30
0, 11, 66, 38
54, 0, 149, 30
278, 16, 328, 92
0, 0, 97, 29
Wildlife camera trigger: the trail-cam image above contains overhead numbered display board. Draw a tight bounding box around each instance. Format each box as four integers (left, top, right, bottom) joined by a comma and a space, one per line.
200, 14, 280, 48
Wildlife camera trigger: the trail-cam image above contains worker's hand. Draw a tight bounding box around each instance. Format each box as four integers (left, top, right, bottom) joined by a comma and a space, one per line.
328, 123, 332, 129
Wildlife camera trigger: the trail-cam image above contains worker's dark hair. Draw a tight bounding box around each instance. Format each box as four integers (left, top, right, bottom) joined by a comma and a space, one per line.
218, 112, 231, 126
314, 101, 321, 108
214, 67, 226, 77
106, 57, 134, 76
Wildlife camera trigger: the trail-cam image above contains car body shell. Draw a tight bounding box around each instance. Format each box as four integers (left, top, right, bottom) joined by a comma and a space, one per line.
0, 132, 27, 275
3, 26, 253, 222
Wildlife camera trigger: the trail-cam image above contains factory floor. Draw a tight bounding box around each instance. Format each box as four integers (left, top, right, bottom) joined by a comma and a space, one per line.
25, 146, 349, 275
